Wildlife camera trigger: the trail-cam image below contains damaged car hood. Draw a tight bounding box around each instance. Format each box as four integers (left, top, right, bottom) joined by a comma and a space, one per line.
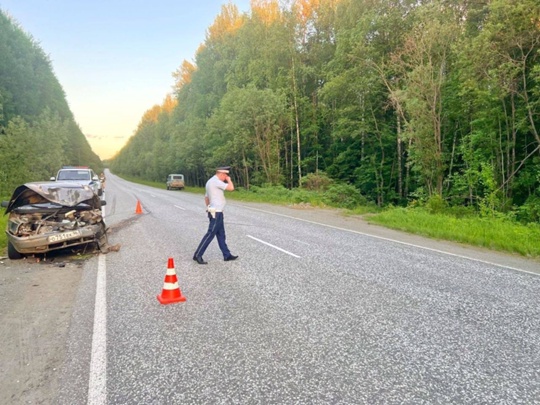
3, 182, 101, 213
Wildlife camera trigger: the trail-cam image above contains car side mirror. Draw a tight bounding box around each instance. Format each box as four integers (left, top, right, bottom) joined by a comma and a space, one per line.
100, 200, 107, 206
50, 177, 56, 181
93, 176, 99, 181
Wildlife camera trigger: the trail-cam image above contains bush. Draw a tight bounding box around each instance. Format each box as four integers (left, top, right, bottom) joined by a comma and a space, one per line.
302, 172, 333, 191
516, 195, 540, 224
426, 194, 447, 214
322, 183, 365, 209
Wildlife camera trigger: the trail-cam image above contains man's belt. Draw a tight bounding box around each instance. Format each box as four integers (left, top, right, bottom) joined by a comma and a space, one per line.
207, 207, 223, 218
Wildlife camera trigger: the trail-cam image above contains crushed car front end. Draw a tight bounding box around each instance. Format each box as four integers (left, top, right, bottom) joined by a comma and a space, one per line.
2, 182, 108, 259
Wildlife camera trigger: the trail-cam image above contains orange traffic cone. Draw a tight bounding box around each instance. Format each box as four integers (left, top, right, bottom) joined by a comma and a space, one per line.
135, 200, 143, 214
157, 258, 186, 305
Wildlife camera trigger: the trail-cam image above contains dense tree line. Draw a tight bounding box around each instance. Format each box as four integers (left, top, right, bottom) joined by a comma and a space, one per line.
110, 0, 540, 222
0, 10, 102, 197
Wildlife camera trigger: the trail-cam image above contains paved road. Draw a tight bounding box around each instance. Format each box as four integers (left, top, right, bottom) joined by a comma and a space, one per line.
48, 172, 540, 404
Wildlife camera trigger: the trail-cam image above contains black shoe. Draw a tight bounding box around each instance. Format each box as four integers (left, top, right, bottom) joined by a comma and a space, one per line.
224, 255, 238, 261
193, 256, 207, 265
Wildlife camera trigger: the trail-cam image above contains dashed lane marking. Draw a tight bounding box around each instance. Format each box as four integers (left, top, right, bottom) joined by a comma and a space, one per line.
247, 235, 301, 258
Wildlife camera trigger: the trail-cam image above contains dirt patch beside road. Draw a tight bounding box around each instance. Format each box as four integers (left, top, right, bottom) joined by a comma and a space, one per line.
0, 257, 84, 405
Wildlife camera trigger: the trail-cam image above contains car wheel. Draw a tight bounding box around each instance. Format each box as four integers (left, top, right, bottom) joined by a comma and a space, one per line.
167, 186, 170, 190
7, 241, 24, 260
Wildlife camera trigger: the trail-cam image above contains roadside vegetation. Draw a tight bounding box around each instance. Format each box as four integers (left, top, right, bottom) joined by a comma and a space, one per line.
0, 12, 103, 200
367, 207, 540, 258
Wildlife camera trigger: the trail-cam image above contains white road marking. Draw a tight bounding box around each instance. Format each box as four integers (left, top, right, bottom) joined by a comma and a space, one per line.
174, 205, 186, 210
247, 235, 301, 258
239, 205, 539, 276
88, 254, 107, 405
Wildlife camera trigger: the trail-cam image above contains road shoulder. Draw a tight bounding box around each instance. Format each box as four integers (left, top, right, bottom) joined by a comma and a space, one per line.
0, 258, 84, 404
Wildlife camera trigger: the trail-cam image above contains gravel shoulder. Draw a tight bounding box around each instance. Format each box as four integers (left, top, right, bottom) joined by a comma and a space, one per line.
0, 203, 538, 404
0, 257, 84, 405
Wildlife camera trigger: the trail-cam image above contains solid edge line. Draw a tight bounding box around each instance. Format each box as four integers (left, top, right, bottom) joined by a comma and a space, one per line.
247, 235, 301, 258
88, 254, 107, 405
238, 204, 538, 276
174, 205, 186, 210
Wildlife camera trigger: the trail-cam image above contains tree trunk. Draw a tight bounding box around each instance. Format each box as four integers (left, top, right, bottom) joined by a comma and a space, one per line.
397, 113, 403, 198
291, 56, 302, 187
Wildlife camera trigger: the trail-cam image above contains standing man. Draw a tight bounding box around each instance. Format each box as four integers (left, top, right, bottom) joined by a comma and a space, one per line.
193, 166, 238, 264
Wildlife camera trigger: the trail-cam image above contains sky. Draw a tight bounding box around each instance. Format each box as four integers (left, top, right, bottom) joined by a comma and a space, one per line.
0, 0, 251, 159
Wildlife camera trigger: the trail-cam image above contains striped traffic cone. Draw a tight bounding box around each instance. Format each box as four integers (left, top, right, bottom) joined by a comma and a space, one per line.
157, 258, 186, 305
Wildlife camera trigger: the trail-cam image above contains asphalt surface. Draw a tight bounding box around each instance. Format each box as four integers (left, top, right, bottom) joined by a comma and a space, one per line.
55, 172, 540, 404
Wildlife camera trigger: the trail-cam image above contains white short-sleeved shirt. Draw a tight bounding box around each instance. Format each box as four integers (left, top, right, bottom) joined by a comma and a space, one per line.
206, 175, 228, 211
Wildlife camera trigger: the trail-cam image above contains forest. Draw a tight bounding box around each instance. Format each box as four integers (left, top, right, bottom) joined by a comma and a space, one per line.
110, 0, 540, 224
0, 10, 103, 199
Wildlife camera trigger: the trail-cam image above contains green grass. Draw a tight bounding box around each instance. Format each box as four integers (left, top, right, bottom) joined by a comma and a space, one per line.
366, 207, 540, 258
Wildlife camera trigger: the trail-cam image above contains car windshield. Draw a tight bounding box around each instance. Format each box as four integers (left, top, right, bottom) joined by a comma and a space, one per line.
58, 170, 91, 181
172, 176, 183, 179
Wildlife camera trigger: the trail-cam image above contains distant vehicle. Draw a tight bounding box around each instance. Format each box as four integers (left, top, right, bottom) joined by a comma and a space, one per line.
51, 166, 102, 196
1, 181, 108, 260
166, 174, 185, 190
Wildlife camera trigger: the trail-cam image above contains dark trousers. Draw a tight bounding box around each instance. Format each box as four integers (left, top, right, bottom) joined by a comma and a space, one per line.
194, 212, 231, 259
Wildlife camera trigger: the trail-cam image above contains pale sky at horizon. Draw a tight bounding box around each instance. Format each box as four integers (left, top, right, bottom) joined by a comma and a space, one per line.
1, 0, 251, 160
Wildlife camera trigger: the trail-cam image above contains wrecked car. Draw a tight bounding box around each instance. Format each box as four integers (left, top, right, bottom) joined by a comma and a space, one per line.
1, 181, 108, 260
